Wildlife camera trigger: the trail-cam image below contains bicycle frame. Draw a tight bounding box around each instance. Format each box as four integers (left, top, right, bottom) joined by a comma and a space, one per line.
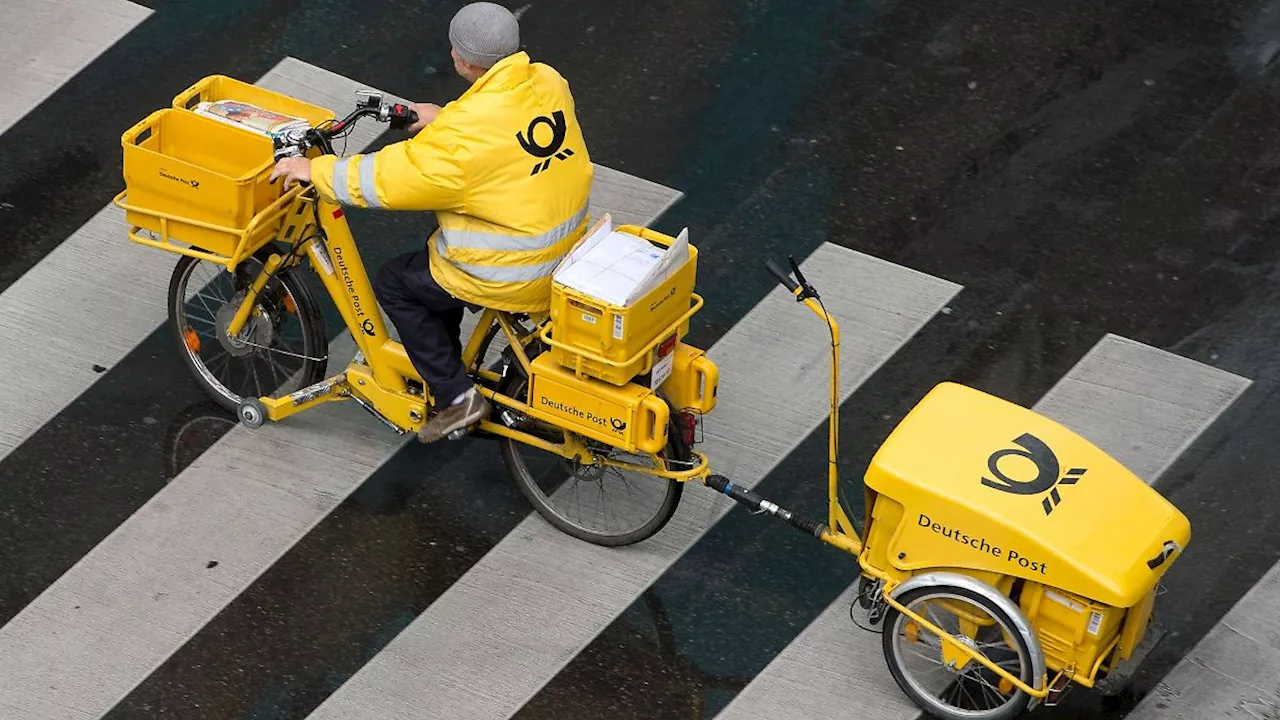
222, 188, 709, 482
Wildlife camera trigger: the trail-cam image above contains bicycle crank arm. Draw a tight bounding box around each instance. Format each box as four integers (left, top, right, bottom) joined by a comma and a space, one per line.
705, 474, 827, 538
347, 390, 408, 435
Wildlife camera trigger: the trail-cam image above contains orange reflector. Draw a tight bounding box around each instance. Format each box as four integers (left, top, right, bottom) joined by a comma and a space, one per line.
284, 295, 297, 314
184, 328, 201, 353
658, 333, 677, 357
904, 622, 919, 644
999, 677, 1014, 695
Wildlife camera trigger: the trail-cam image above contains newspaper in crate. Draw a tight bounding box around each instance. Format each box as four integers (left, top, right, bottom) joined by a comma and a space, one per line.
552, 214, 690, 307
193, 100, 311, 140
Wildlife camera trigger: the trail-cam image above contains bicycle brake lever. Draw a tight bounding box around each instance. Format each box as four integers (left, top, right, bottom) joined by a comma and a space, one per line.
355, 89, 384, 110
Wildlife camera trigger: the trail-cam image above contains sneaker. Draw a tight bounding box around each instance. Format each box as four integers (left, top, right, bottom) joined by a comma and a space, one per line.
417, 388, 491, 443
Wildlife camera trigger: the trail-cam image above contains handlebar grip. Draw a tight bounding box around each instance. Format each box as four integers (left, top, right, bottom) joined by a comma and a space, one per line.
766, 259, 800, 294
388, 103, 418, 131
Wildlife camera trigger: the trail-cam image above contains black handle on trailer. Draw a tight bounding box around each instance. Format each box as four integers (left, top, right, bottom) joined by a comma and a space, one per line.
766, 259, 801, 294
787, 254, 817, 299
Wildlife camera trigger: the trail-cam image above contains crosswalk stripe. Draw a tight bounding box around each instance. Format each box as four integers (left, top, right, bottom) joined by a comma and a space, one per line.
303, 243, 962, 720
0, 72, 681, 720
0, 56, 385, 462
714, 333, 1250, 720
0, 58, 397, 720
1126, 560, 1280, 717
0, 0, 151, 137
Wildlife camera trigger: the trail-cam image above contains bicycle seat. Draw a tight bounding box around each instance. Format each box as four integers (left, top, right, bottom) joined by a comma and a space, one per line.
863, 382, 1190, 608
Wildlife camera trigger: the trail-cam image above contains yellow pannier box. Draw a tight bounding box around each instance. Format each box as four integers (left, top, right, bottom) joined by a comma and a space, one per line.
527, 354, 670, 455
113, 75, 336, 270
543, 223, 702, 386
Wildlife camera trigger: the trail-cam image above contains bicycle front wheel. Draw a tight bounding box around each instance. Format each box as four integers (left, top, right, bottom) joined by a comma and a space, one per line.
167, 250, 329, 412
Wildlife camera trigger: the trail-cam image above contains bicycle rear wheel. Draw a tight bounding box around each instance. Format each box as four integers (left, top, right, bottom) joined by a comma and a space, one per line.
485, 329, 686, 546
167, 249, 329, 412
501, 434, 684, 546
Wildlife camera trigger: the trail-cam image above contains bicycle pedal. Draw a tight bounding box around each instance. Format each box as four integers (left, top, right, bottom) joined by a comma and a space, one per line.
446, 427, 470, 441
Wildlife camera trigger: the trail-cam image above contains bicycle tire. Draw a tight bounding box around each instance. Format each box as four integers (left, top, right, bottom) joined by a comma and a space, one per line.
882, 584, 1035, 720
495, 355, 685, 547
167, 248, 329, 413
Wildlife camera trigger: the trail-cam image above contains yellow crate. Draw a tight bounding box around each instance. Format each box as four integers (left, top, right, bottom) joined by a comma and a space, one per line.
172, 74, 336, 127
114, 108, 299, 269
542, 224, 702, 386
112, 75, 336, 270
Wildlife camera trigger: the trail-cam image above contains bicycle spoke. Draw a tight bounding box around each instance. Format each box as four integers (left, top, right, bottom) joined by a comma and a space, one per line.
190, 292, 219, 322
186, 314, 217, 329
267, 352, 295, 382
249, 355, 263, 397
205, 350, 229, 373
211, 351, 235, 386
265, 350, 282, 388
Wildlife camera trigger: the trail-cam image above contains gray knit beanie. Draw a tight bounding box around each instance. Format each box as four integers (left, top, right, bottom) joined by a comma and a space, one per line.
449, 2, 520, 68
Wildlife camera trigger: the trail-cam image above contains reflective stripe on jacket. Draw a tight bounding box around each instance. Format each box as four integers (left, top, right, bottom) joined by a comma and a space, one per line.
310, 51, 593, 313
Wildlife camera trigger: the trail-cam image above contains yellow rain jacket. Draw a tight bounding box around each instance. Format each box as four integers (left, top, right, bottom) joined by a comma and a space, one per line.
310, 51, 593, 313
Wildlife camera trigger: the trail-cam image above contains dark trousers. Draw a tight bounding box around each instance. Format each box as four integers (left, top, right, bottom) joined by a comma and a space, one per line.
373, 248, 479, 405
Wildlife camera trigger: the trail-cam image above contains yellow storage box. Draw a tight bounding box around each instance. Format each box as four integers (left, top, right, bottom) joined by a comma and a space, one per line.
527, 353, 670, 455
542, 224, 703, 386
118, 108, 288, 266
113, 74, 336, 270
172, 74, 336, 127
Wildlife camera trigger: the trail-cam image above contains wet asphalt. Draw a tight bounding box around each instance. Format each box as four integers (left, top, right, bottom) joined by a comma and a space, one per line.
3, 0, 1280, 718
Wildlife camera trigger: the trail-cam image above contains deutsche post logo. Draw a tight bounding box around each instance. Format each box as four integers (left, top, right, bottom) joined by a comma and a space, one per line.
983, 433, 1087, 516
517, 110, 575, 176
159, 168, 200, 189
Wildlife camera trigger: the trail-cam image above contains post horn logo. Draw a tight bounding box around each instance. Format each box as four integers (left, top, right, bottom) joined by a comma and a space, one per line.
360, 319, 376, 336
982, 432, 1087, 516
517, 110, 575, 176
610, 418, 627, 433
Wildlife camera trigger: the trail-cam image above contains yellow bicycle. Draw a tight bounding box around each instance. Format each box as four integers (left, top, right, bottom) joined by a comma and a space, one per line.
114, 74, 1191, 719
114, 75, 718, 547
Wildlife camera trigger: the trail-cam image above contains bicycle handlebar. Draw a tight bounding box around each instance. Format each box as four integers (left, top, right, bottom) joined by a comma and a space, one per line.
272, 91, 419, 162
766, 255, 823, 303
